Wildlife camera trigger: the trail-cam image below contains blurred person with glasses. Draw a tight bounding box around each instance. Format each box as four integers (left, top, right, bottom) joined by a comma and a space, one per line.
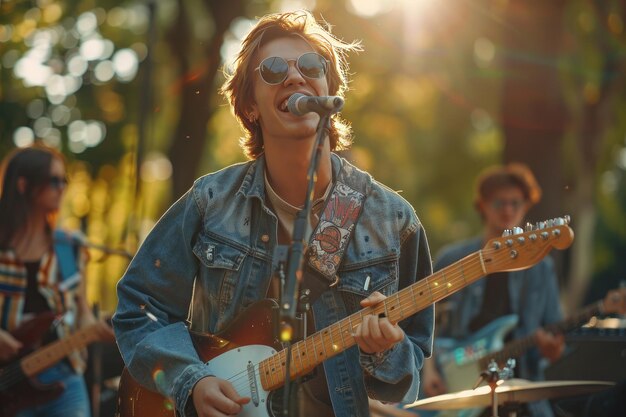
0, 145, 114, 417
420, 163, 564, 417
113, 10, 434, 417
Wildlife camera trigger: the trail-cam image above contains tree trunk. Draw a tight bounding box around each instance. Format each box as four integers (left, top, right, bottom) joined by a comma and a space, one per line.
499, 1, 571, 302
166, 0, 245, 201
565, 0, 626, 311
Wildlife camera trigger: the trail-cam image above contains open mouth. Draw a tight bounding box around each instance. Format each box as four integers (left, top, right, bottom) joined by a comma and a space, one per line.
278, 98, 289, 112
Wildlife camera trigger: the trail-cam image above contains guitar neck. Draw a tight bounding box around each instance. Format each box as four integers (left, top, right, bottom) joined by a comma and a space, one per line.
480, 301, 603, 367
260, 252, 488, 391
20, 324, 101, 377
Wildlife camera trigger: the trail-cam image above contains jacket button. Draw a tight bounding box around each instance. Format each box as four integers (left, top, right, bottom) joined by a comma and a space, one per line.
261, 234, 270, 243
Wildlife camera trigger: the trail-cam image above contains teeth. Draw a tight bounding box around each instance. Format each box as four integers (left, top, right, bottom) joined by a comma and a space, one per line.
279, 99, 288, 112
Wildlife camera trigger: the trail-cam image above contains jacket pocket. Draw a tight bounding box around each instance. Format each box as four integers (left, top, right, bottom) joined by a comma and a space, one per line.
336, 256, 398, 314
192, 233, 247, 318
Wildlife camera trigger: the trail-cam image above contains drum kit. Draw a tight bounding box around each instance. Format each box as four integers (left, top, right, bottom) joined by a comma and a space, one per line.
403, 359, 615, 417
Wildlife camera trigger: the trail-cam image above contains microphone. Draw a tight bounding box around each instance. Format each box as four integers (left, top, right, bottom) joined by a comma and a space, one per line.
287, 93, 344, 116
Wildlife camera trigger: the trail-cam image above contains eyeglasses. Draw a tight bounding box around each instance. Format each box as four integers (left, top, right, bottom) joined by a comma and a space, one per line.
490, 199, 525, 211
47, 175, 68, 189
255, 52, 329, 85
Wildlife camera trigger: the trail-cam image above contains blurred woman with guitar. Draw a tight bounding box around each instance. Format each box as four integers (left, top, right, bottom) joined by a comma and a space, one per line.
0, 145, 113, 417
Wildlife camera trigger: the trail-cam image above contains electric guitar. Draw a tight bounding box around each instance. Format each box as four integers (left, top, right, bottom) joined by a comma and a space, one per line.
435, 286, 626, 396
0, 312, 108, 417
117, 220, 574, 417
414, 286, 626, 417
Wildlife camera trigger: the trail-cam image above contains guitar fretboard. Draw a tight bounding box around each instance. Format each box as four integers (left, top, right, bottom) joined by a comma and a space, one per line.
256, 221, 573, 391
259, 252, 488, 390
479, 301, 604, 368
20, 324, 101, 377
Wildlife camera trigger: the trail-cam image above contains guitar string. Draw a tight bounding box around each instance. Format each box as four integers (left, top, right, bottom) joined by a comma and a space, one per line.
223, 244, 547, 394
226, 245, 554, 393
0, 332, 96, 388
3, 237, 557, 394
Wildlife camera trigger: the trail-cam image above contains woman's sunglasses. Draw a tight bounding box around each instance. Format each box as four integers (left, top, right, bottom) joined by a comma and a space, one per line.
47, 175, 68, 189
255, 52, 329, 85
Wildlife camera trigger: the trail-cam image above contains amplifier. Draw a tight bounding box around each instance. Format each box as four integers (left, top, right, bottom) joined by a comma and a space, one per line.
545, 327, 626, 382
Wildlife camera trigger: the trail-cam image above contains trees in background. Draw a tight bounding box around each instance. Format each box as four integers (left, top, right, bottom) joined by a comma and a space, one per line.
1, 0, 624, 312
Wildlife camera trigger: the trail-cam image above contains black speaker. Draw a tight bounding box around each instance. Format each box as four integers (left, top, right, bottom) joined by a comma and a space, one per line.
546, 328, 626, 417
545, 328, 626, 382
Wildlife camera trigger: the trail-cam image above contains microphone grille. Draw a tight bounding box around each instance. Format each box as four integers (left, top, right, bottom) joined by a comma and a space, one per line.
287, 93, 306, 116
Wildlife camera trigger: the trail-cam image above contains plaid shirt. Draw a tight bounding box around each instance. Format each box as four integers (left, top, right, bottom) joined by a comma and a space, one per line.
0, 232, 87, 372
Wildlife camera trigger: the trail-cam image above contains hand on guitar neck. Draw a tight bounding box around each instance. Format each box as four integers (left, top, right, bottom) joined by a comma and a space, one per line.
422, 286, 626, 400
534, 329, 565, 363
0, 329, 23, 362
354, 291, 405, 354
535, 286, 626, 363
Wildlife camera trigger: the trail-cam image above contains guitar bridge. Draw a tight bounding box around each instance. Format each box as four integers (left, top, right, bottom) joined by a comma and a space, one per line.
247, 361, 260, 406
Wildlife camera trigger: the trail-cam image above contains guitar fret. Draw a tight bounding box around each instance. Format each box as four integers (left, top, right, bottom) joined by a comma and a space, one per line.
311, 334, 319, 364
320, 331, 328, 359
328, 325, 337, 354
338, 322, 346, 351
294, 343, 303, 375
396, 293, 405, 320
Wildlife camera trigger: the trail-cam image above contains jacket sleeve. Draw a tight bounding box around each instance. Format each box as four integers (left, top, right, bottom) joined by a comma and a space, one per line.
112, 187, 211, 417
360, 221, 435, 403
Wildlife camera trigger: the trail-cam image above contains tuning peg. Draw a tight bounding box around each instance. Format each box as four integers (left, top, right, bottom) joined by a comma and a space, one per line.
502, 229, 512, 237
554, 216, 570, 226
525, 222, 534, 231
512, 227, 523, 235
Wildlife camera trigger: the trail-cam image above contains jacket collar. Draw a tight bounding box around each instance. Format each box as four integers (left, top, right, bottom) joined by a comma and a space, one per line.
237, 153, 345, 200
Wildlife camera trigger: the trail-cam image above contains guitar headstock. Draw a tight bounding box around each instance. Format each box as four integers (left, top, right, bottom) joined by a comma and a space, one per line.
482, 216, 574, 274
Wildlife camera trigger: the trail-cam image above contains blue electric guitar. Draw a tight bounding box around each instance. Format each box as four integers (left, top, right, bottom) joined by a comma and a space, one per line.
416, 287, 626, 417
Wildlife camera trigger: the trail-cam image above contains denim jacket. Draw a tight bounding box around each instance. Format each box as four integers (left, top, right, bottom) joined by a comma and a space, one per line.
113, 153, 434, 417
434, 236, 562, 417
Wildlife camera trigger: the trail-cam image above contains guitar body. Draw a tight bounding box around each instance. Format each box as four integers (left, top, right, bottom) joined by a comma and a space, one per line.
117, 299, 283, 417
0, 312, 64, 417
116, 221, 575, 417
437, 314, 518, 393
414, 315, 518, 417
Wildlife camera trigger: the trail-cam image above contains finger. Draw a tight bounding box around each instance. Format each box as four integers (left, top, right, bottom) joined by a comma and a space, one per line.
367, 314, 383, 341
360, 291, 386, 307
210, 394, 243, 415
379, 318, 404, 343
213, 380, 249, 414
220, 380, 250, 409
366, 316, 391, 352
355, 321, 377, 354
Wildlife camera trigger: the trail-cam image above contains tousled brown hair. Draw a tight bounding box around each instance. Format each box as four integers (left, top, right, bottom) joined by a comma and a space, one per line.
220, 10, 362, 159
474, 163, 542, 211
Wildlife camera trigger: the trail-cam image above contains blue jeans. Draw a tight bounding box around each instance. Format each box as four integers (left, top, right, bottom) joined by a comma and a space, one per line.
15, 361, 90, 417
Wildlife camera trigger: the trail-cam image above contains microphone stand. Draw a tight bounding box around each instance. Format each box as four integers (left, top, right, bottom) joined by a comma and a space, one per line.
275, 110, 333, 417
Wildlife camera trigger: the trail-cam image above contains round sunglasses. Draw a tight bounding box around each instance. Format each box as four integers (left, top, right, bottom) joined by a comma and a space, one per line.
255, 52, 329, 85
47, 175, 68, 189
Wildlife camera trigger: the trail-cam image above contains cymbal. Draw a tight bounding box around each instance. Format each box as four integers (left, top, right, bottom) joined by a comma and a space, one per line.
405, 379, 614, 410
